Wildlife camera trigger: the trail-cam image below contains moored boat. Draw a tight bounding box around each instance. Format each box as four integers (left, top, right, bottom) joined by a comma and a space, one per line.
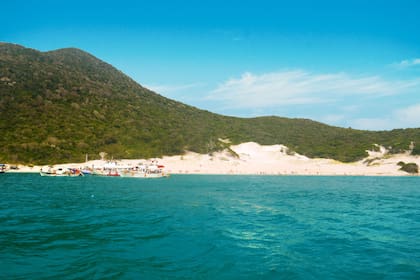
119, 161, 168, 178
40, 166, 84, 177
91, 161, 121, 176
93, 169, 120, 176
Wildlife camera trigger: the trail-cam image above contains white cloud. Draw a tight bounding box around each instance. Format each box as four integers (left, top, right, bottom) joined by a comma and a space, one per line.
395, 103, 420, 127
142, 70, 420, 130
208, 70, 420, 109
348, 104, 420, 130
394, 58, 420, 68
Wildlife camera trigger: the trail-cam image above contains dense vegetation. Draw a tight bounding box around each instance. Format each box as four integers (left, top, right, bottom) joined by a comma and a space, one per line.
1, 43, 419, 164
397, 162, 419, 174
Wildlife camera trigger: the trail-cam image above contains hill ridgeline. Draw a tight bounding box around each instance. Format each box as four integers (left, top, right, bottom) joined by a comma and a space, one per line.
1, 42, 419, 164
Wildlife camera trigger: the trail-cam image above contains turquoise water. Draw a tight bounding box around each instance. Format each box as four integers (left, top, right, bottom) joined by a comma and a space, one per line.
0, 174, 419, 279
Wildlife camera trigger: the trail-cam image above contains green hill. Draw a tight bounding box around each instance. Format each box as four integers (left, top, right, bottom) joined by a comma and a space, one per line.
1, 42, 419, 164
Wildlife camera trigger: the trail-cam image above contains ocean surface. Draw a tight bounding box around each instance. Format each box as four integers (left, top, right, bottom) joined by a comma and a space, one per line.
0, 174, 419, 279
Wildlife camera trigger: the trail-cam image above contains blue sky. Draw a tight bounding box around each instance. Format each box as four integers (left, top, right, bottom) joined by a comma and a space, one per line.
2, 0, 420, 130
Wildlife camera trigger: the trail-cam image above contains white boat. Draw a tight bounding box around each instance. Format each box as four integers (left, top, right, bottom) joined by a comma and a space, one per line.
91, 168, 120, 177
91, 161, 121, 176
40, 166, 84, 177
119, 161, 168, 178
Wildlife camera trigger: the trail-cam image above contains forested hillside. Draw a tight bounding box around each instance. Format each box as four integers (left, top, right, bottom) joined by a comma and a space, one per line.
1, 43, 419, 164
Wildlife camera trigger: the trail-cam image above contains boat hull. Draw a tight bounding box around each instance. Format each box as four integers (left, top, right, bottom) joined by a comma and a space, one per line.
119, 170, 167, 178
40, 168, 84, 177
40, 172, 84, 177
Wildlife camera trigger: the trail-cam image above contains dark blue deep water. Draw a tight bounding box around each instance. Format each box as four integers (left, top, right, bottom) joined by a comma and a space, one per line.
0, 174, 419, 279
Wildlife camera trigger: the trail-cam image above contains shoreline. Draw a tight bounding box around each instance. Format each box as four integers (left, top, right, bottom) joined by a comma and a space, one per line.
3, 142, 419, 176
4, 172, 417, 177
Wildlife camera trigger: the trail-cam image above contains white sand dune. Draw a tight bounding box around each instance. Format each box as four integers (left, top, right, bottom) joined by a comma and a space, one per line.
7, 142, 420, 176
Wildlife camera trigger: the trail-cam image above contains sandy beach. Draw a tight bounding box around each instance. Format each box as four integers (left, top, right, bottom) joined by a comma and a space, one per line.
5, 142, 419, 176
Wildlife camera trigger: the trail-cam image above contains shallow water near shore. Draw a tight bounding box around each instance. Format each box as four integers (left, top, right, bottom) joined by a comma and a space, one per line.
1, 174, 419, 279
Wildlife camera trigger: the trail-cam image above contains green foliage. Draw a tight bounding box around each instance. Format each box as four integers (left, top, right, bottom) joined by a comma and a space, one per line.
412, 144, 420, 155
1, 42, 420, 165
398, 162, 419, 174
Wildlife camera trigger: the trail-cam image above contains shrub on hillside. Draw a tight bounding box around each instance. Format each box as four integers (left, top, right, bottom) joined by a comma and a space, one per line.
398, 161, 419, 174
411, 145, 420, 155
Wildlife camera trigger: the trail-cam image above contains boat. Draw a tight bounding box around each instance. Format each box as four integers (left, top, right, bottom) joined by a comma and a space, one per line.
67, 168, 84, 176
119, 161, 168, 178
0, 164, 6, 173
92, 169, 120, 176
40, 166, 84, 177
81, 168, 93, 175
91, 161, 121, 176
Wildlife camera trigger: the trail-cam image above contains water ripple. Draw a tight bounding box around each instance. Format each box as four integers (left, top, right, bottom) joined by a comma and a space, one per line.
0, 174, 419, 279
